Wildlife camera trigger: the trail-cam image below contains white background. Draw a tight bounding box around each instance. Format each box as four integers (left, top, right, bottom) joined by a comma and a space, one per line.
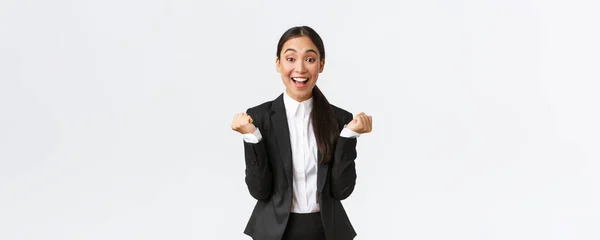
1, 0, 599, 239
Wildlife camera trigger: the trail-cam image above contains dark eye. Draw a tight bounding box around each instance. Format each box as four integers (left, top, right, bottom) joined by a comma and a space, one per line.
287, 57, 294, 62
306, 58, 315, 63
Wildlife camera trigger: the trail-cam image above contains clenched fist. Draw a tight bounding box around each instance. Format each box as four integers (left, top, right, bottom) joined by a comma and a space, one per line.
345, 112, 373, 134
231, 113, 257, 134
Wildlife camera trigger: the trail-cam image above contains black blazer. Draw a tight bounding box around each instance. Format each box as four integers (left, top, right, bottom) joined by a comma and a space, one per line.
242, 94, 358, 240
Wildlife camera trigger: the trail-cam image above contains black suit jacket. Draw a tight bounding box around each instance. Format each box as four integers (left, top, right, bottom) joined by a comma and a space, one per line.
242, 94, 358, 240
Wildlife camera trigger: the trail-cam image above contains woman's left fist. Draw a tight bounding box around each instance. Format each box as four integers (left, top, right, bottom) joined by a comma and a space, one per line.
345, 112, 373, 134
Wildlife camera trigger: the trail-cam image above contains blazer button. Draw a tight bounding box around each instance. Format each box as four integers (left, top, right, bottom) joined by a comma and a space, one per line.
252, 160, 257, 165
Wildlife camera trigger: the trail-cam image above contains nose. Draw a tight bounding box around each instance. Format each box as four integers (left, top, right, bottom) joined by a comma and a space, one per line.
294, 60, 307, 73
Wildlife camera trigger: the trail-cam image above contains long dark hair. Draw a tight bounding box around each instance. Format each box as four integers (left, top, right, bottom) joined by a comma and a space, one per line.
276, 26, 339, 164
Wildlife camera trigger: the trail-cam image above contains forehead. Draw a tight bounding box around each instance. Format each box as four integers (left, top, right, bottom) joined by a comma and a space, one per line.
282, 36, 319, 55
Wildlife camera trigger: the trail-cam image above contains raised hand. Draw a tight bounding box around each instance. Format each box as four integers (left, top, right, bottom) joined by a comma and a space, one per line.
231, 113, 257, 134
345, 112, 372, 134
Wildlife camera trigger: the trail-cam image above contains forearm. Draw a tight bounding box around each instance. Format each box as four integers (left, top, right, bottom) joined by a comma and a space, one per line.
243, 139, 273, 200
330, 136, 358, 200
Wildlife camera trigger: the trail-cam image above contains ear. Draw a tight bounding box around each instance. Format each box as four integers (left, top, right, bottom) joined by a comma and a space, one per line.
276, 57, 281, 73
319, 58, 326, 73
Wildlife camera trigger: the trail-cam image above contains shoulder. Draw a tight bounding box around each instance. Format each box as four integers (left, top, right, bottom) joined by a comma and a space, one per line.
245, 94, 280, 123
246, 102, 272, 126
246, 93, 283, 116
330, 104, 353, 123
244, 101, 272, 131
246, 100, 272, 116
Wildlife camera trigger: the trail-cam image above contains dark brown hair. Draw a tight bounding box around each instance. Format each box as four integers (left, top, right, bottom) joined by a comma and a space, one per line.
276, 26, 339, 164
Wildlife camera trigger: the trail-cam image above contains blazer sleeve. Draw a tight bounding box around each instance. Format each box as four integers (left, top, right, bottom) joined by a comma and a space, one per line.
243, 108, 273, 200
330, 112, 358, 200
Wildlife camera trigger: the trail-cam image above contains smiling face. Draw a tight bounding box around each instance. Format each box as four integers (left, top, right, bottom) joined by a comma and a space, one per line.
276, 36, 325, 102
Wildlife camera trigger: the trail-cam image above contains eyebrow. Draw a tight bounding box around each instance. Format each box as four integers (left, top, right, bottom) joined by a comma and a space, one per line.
283, 48, 319, 55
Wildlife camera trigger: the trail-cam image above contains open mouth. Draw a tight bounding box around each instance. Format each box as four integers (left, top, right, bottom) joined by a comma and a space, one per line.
291, 77, 309, 88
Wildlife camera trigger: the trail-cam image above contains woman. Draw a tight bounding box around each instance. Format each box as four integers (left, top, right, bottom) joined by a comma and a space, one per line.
231, 26, 372, 240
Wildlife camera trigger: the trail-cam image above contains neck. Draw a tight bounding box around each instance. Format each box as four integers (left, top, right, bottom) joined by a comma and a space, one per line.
286, 89, 312, 102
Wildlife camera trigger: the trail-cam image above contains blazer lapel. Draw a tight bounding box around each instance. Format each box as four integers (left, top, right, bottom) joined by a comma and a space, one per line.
271, 94, 293, 188
270, 93, 333, 194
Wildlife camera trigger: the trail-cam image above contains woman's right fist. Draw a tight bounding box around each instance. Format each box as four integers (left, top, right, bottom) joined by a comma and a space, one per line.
231, 113, 257, 134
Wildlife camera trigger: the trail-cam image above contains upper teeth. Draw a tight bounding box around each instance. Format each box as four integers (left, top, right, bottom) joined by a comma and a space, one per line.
293, 78, 307, 82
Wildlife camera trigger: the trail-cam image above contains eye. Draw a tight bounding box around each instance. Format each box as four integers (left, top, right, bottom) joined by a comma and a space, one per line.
286, 57, 294, 62
306, 57, 316, 63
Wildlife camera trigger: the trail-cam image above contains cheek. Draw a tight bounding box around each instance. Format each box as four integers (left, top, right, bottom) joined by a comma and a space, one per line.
309, 66, 320, 76
279, 64, 293, 75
